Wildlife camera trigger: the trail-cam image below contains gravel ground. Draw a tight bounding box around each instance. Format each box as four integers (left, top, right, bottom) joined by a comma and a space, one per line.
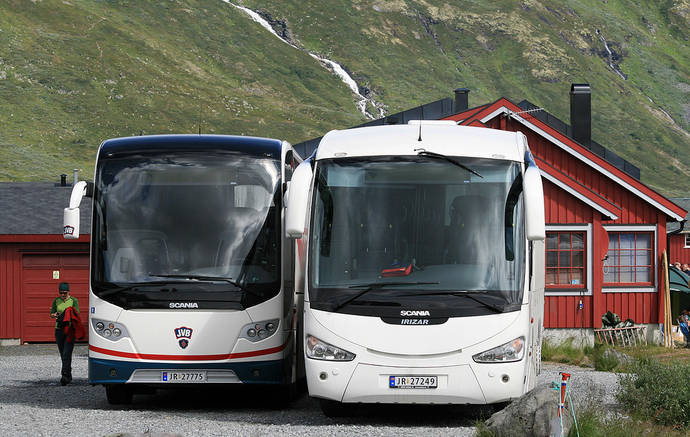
0, 344, 620, 437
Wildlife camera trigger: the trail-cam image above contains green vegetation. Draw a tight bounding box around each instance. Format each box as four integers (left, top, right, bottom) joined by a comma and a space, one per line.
618, 357, 690, 429
0, 0, 688, 196
568, 410, 687, 437
541, 338, 623, 371
541, 340, 690, 434
543, 338, 690, 368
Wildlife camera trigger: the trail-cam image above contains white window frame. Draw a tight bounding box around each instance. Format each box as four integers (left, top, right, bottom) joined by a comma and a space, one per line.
545, 224, 592, 296
684, 233, 690, 249
602, 225, 657, 293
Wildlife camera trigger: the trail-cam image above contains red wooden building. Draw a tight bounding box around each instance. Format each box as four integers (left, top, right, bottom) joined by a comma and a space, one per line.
442, 85, 687, 342
0, 179, 91, 344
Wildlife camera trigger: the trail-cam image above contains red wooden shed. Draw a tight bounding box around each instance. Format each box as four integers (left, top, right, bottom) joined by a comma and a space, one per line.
0, 180, 91, 344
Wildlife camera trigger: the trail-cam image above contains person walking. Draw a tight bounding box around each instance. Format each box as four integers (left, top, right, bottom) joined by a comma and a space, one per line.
50, 282, 80, 385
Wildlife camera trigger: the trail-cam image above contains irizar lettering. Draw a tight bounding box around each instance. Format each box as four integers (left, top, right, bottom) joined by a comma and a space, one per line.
400, 319, 429, 325
169, 302, 199, 309
400, 310, 430, 316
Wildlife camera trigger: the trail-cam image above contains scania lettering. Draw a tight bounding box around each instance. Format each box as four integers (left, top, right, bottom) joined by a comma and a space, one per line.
285, 122, 545, 415
169, 302, 199, 309
401, 310, 430, 316
64, 135, 303, 404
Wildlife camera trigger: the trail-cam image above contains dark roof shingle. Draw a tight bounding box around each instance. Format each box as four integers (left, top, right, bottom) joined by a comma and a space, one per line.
0, 182, 92, 235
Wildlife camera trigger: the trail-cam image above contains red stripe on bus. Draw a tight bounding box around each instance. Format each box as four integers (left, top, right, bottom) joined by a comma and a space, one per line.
89, 340, 289, 361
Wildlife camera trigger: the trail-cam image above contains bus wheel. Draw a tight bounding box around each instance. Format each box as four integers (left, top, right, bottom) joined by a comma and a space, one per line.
272, 381, 297, 407
319, 399, 350, 417
105, 384, 133, 405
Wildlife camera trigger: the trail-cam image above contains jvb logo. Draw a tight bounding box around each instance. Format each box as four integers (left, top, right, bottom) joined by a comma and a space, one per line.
63, 225, 75, 235
174, 326, 193, 349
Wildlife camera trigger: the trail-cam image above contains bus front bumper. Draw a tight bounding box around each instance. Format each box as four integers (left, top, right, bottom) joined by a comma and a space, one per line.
89, 357, 286, 385
306, 359, 527, 404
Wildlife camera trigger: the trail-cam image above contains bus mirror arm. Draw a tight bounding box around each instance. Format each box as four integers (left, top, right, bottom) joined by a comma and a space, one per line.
283, 181, 290, 208
63, 180, 91, 239
285, 161, 313, 239
523, 157, 545, 241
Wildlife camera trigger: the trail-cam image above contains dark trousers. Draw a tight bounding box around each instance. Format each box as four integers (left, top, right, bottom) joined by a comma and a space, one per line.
55, 328, 74, 376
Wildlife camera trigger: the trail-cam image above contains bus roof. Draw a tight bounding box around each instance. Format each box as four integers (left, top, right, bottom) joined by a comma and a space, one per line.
99, 134, 285, 158
315, 124, 525, 162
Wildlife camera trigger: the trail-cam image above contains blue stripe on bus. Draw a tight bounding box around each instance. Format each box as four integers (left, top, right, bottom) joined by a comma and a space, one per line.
89, 357, 285, 385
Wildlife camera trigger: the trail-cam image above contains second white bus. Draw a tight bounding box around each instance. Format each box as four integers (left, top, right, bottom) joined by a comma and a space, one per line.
285, 122, 545, 415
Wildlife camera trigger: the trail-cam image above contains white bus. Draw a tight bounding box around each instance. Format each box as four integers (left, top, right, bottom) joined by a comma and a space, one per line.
285, 121, 545, 415
64, 134, 303, 404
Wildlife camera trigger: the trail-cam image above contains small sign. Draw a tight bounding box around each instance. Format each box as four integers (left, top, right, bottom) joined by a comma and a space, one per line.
52, 270, 60, 280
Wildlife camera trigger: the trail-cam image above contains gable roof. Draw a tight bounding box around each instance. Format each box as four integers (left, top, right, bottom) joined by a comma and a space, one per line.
668, 198, 690, 233
445, 97, 687, 221
534, 155, 622, 220
0, 183, 92, 235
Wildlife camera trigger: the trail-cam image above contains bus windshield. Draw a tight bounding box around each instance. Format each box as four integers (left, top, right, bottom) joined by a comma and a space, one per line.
309, 156, 525, 317
92, 150, 281, 310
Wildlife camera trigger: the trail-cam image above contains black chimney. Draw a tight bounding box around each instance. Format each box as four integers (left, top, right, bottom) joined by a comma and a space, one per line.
454, 88, 470, 113
60, 174, 67, 187
570, 83, 591, 147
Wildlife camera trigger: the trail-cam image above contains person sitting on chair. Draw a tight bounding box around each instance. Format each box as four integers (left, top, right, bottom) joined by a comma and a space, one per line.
678, 309, 690, 348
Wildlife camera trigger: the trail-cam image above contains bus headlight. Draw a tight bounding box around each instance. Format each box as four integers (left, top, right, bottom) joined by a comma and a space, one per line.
91, 319, 129, 341
472, 337, 525, 363
241, 319, 279, 342
306, 335, 355, 361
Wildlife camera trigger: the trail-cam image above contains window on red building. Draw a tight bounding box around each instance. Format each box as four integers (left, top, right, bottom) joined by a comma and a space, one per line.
546, 231, 585, 288
685, 233, 690, 248
604, 232, 653, 285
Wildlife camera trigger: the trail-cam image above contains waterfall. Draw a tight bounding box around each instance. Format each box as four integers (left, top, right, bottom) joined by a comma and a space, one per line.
595, 29, 627, 80
224, 1, 383, 119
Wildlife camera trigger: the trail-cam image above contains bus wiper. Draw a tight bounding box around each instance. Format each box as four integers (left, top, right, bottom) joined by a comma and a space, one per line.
97, 280, 210, 297
149, 274, 264, 298
97, 283, 166, 297
330, 281, 440, 313
405, 290, 505, 313
415, 149, 483, 178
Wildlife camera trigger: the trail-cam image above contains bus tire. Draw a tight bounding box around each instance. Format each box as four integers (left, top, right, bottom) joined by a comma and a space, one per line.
318, 399, 350, 417
105, 384, 133, 405
273, 381, 298, 406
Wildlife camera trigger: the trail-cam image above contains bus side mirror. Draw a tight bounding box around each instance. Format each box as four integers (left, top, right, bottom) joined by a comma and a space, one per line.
523, 165, 545, 241
285, 161, 313, 239
63, 181, 91, 239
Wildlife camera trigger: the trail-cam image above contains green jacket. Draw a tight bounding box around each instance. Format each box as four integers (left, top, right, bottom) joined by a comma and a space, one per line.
50, 296, 80, 329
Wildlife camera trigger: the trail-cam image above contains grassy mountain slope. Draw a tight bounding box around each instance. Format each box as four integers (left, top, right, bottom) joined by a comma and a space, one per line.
0, 0, 688, 197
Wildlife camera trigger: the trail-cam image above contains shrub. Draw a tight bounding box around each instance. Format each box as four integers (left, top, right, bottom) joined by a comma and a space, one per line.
590, 344, 620, 371
617, 358, 690, 429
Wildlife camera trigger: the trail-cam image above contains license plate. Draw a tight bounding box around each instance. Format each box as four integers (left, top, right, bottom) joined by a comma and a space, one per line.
389, 375, 438, 389
161, 371, 207, 383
